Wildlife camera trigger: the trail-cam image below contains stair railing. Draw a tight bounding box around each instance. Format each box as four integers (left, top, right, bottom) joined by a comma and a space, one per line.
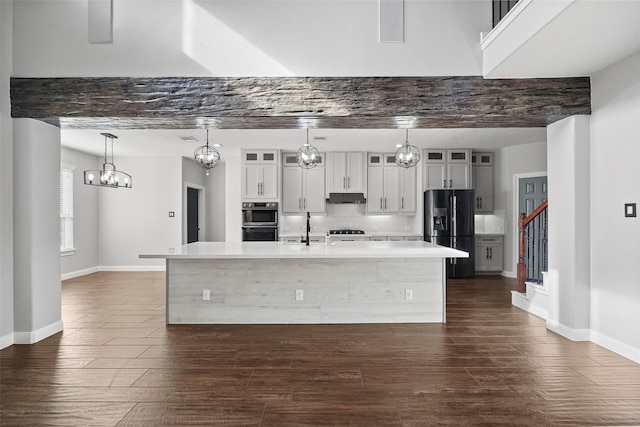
517, 200, 548, 293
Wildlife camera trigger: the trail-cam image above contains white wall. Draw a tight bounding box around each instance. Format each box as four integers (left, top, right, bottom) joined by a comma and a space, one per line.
495, 141, 547, 276
12, 0, 489, 77
205, 160, 226, 242
547, 115, 591, 339
12, 119, 63, 343
98, 157, 182, 268
0, 0, 14, 349
60, 148, 99, 278
590, 51, 640, 360
224, 152, 243, 242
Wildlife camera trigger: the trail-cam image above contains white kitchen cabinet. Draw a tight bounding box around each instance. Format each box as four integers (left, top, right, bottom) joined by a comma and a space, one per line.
367, 153, 416, 214
424, 149, 471, 190
326, 152, 365, 194
244, 150, 278, 164
475, 235, 504, 272
472, 152, 494, 213
242, 149, 279, 201
281, 163, 325, 214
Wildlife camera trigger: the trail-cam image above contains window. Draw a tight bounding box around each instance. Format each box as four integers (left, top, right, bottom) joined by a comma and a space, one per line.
60, 164, 75, 254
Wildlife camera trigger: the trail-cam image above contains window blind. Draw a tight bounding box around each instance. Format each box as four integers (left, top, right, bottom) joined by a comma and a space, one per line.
60, 165, 75, 252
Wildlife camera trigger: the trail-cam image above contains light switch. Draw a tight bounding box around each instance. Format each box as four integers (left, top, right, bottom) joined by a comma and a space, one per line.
625, 203, 636, 218
169, 212, 175, 217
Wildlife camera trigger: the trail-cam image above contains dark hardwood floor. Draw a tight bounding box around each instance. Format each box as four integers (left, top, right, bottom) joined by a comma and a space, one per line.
1, 272, 639, 426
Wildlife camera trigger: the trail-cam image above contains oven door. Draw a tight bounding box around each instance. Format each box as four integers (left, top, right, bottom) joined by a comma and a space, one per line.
242, 226, 278, 242
242, 209, 278, 226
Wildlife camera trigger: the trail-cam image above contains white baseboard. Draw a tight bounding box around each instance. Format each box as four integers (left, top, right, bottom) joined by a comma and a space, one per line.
511, 290, 548, 320
61, 266, 99, 281
501, 270, 516, 279
591, 330, 640, 365
546, 320, 590, 341
13, 320, 63, 344
99, 265, 166, 272
0, 333, 15, 350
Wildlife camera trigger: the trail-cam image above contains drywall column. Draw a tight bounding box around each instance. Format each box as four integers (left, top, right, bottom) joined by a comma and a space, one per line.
546, 115, 590, 340
0, 0, 15, 349
13, 119, 63, 343
225, 151, 242, 242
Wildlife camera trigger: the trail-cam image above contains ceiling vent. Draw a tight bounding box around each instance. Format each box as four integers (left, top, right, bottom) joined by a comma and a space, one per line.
179, 136, 199, 142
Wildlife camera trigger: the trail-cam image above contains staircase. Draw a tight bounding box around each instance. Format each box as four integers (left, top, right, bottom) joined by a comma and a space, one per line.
513, 200, 549, 319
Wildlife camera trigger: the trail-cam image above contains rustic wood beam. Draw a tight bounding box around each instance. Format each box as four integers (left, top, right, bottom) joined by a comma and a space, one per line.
10, 76, 590, 129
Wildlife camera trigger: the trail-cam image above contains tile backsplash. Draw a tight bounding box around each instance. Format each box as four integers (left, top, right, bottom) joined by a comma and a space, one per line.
281, 204, 415, 234
474, 210, 505, 234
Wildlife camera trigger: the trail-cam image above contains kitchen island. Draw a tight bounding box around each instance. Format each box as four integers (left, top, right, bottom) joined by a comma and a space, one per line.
140, 241, 468, 324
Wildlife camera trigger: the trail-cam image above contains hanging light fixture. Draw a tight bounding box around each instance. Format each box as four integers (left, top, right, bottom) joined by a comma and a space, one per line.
395, 129, 421, 168
194, 129, 221, 176
84, 133, 132, 188
296, 128, 321, 169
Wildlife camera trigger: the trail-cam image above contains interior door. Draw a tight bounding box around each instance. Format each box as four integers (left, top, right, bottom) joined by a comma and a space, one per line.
187, 187, 199, 243
519, 176, 548, 282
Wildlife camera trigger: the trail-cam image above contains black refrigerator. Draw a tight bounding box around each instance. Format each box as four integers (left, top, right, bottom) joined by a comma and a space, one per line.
424, 189, 475, 278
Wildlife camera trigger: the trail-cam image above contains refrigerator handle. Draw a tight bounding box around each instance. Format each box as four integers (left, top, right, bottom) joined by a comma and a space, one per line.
451, 195, 457, 237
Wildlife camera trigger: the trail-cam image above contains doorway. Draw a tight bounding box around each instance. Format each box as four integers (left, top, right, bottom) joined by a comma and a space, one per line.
518, 176, 548, 283
184, 183, 205, 244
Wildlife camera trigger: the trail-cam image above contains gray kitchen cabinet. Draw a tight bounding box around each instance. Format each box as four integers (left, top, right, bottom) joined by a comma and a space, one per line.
475, 235, 504, 272
472, 152, 494, 213
282, 158, 325, 214
326, 152, 365, 194
424, 149, 471, 189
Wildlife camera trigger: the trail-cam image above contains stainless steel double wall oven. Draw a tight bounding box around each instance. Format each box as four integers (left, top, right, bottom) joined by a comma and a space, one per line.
241, 202, 278, 241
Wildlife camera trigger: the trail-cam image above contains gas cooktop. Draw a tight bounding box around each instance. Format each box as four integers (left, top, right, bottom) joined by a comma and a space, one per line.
329, 229, 365, 235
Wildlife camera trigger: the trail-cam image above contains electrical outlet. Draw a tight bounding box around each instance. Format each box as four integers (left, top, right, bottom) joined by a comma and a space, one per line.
202, 289, 210, 301
405, 289, 413, 300
295, 289, 304, 301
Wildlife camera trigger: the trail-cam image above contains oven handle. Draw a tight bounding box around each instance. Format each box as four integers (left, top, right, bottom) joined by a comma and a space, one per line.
241, 225, 278, 228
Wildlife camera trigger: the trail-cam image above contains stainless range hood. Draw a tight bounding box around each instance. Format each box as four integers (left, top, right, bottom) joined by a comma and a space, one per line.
326, 193, 366, 204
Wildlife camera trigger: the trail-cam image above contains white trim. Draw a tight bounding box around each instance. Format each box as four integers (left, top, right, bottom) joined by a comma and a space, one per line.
511, 290, 548, 320
501, 270, 516, 279
512, 171, 547, 281
0, 333, 15, 350
591, 330, 640, 365
60, 248, 76, 257
14, 320, 64, 344
546, 320, 590, 342
480, 0, 535, 50
98, 265, 166, 272
61, 266, 99, 281
183, 182, 206, 244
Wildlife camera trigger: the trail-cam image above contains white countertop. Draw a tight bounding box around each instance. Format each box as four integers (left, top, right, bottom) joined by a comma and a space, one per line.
279, 232, 423, 238
140, 241, 468, 260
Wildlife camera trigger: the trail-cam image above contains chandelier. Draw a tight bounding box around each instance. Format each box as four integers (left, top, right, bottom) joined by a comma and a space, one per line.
194, 129, 221, 175
296, 128, 321, 169
395, 129, 421, 168
84, 133, 132, 188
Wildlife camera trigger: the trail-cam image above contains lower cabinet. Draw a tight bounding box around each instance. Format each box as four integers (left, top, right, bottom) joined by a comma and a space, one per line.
475, 235, 504, 272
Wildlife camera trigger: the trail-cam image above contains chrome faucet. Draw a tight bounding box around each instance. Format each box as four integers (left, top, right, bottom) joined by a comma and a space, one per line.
300, 211, 311, 246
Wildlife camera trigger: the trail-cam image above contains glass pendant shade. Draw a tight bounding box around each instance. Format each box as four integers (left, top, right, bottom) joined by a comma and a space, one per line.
84, 133, 132, 188
395, 130, 421, 169
194, 129, 221, 175
296, 129, 321, 169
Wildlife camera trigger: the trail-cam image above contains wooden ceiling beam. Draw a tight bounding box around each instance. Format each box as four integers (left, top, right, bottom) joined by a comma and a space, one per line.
10, 76, 590, 129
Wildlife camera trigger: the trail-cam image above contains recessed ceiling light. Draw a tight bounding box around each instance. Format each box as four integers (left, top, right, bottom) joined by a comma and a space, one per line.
395, 144, 403, 148
213, 143, 222, 147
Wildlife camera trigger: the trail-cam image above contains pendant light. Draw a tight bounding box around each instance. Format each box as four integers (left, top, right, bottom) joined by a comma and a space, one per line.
395, 129, 421, 168
296, 128, 321, 169
194, 129, 221, 176
84, 133, 132, 188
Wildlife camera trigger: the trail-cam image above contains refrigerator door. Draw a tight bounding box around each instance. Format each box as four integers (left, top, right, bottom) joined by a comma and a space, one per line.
449, 235, 475, 278
451, 189, 475, 238
424, 190, 452, 240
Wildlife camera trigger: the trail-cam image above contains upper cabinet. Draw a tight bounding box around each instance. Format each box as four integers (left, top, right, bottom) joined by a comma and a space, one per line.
367, 153, 416, 214
472, 152, 494, 213
241, 149, 280, 201
282, 152, 325, 214
326, 152, 365, 195
424, 149, 471, 190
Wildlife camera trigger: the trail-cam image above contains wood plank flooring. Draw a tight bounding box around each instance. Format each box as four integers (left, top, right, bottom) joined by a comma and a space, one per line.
2, 272, 639, 426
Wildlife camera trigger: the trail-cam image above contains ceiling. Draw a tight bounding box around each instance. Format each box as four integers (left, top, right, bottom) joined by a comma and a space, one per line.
61, 127, 547, 158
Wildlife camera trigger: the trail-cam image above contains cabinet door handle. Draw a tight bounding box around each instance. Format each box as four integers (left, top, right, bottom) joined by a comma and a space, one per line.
489, 247, 492, 259
380, 198, 383, 209
449, 179, 452, 188
401, 197, 404, 210
486, 248, 489, 259
347, 176, 350, 189
443, 179, 446, 188
479, 197, 483, 208
343, 177, 346, 190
